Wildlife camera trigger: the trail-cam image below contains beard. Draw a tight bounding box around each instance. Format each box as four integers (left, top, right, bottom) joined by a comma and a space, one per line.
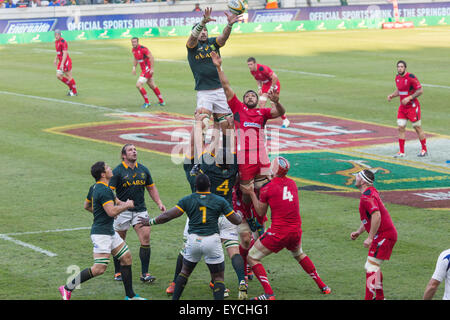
245, 101, 258, 109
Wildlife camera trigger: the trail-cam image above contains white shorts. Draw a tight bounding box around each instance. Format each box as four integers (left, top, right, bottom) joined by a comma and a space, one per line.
218, 215, 239, 241
91, 232, 124, 254
184, 233, 224, 264
196, 88, 231, 115
114, 210, 149, 231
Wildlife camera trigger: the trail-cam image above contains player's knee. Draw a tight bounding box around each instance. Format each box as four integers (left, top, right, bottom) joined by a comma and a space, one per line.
365, 257, 382, 273
248, 244, 266, 262
412, 120, 422, 128
91, 263, 107, 276
397, 119, 407, 128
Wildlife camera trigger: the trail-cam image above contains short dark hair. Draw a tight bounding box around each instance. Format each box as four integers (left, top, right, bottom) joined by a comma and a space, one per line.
243, 89, 258, 102
121, 144, 134, 160
131, 37, 139, 42
397, 60, 407, 68
91, 161, 106, 181
247, 57, 256, 63
362, 169, 375, 183
195, 174, 211, 192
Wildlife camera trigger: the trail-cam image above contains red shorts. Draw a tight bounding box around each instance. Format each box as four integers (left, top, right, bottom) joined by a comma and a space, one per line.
397, 102, 421, 123
368, 234, 397, 261
260, 227, 302, 253
139, 70, 153, 80
261, 80, 281, 94
57, 57, 72, 73
237, 150, 271, 181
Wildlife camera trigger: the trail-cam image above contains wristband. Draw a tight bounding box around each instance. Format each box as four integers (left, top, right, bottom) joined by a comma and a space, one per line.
227, 23, 233, 28
191, 22, 205, 38
149, 218, 156, 225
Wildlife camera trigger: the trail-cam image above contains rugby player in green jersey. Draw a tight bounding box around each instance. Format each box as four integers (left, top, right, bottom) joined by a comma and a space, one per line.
139, 174, 242, 300
109, 144, 166, 284
166, 116, 247, 299
59, 161, 145, 300
187, 7, 241, 155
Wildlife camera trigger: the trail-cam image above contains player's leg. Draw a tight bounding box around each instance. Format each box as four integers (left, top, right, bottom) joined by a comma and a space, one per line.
364, 256, 384, 300
112, 212, 131, 281
395, 106, 407, 157
202, 233, 226, 300
133, 212, 156, 283
207, 262, 226, 300
238, 222, 254, 281
219, 216, 246, 299
291, 242, 331, 294
56, 66, 73, 95
409, 105, 427, 156
59, 252, 108, 300
136, 76, 150, 108
64, 65, 77, 95
173, 233, 202, 300
146, 77, 165, 106
112, 238, 144, 300
247, 238, 276, 300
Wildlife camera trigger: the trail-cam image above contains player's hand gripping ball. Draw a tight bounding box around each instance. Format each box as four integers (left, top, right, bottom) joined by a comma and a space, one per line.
227, 0, 246, 15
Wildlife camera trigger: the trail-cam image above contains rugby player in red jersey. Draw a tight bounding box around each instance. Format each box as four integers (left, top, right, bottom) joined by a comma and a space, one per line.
131, 37, 165, 109
387, 60, 427, 157
241, 156, 331, 300
210, 50, 285, 202
247, 57, 290, 128
350, 169, 398, 300
54, 30, 77, 96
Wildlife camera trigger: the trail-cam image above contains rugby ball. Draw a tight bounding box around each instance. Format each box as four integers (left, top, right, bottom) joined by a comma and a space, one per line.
228, 0, 246, 15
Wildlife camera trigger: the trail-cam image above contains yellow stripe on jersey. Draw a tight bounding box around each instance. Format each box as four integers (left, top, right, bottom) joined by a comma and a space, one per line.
176, 205, 185, 213
102, 200, 113, 206
225, 210, 235, 217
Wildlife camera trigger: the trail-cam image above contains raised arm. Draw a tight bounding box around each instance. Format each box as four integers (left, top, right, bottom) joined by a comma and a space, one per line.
268, 90, 286, 118
216, 12, 241, 47
210, 51, 235, 101
187, 7, 215, 49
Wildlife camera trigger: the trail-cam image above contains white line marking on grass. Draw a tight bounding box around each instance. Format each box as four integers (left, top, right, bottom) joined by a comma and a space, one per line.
274, 68, 336, 78
0, 90, 127, 113
0, 234, 57, 257
0, 227, 91, 257
422, 83, 450, 90
5, 227, 91, 236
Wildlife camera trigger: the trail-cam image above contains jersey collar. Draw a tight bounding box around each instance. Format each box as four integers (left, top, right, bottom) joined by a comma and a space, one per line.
122, 161, 138, 169
96, 181, 109, 187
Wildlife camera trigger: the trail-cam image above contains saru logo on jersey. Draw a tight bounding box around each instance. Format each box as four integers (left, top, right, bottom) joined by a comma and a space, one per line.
122, 180, 146, 187
195, 44, 217, 60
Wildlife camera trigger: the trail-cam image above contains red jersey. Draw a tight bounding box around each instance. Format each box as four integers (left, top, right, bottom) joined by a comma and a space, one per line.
395, 72, 422, 108
359, 187, 397, 240
259, 176, 302, 232
55, 37, 70, 62
132, 45, 152, 73
227, 94, 272, 154
250, 64, 275, 84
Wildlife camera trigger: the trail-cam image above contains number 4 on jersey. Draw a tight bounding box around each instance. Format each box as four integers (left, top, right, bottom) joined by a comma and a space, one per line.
282, 186, 294, 202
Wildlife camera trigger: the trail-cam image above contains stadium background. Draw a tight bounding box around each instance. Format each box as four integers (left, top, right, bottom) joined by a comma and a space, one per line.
0, 0, 449, 301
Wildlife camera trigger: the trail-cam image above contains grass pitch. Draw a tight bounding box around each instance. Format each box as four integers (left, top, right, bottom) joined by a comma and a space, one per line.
0, 26, 449, 300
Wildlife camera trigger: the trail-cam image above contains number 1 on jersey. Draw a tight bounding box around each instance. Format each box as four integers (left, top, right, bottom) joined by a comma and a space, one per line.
282, 186, 294, 202
199, 206, 207, 223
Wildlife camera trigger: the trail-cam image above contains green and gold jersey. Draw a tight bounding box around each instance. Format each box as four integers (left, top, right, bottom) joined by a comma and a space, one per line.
200, 153, 238, 205
183, 153, 238, 205
91, 182, 116, 235
176, 192, 234, 236
109, 161, 154, 212
187, 37, 222, 91
86, 184, 94, 212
